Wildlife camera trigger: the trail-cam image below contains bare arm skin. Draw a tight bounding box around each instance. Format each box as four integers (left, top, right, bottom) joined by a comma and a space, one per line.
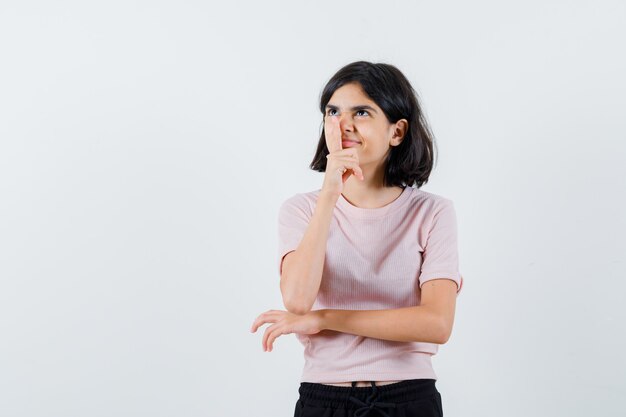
314, 278, 458, 344
280, 191, 339, 315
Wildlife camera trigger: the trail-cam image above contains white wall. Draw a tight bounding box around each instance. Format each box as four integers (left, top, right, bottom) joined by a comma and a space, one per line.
1, 1, 624, 416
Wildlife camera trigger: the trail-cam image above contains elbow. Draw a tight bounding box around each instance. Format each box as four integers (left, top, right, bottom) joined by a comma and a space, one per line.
283, 300, 312, 316
280, 287, 313, 315
437, 319, 453, 345
280, 274, 315, 315
437, 332, 451, 345
422, 314, 451, 345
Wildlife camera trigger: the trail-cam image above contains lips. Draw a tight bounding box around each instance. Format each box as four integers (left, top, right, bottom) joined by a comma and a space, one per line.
342, 137, 360, 143
341, 137, 361, 146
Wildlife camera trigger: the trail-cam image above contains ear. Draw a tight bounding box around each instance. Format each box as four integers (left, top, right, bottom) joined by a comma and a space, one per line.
390, 119, 408, 146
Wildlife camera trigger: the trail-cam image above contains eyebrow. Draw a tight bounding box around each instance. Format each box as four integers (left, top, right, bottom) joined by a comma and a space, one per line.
325, 104, 378, 114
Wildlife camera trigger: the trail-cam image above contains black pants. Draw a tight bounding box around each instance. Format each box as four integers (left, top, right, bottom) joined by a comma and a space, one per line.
294, 379, 443, 417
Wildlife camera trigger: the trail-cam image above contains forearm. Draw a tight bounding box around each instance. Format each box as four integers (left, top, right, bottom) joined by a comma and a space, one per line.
281, 191, 338, 314
316, 305, 446, 344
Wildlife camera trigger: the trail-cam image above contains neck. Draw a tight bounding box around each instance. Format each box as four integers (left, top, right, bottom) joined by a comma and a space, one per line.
340, 161, 404, 209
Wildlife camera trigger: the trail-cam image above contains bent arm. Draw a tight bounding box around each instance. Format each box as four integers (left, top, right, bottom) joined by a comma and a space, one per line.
316, 306, 446, 344
314, 279, 458, 344
280, 191, 338, 315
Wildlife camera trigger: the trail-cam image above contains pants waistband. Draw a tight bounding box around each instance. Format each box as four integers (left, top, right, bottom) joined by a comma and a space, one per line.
298, 379, 438, 409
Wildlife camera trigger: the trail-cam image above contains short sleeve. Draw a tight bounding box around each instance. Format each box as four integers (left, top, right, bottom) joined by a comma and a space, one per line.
277, 194, 311, 276
418, 199, 464, 294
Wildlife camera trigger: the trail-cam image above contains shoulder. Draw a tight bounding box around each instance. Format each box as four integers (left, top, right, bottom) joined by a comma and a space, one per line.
278, 188, 321, 217
406, 187, 456, 215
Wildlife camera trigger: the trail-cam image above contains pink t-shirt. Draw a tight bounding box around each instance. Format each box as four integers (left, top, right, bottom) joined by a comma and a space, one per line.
277, 185, 464, 383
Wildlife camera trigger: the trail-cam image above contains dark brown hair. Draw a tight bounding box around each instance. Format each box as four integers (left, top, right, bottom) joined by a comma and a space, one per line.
310, 61, 437, 188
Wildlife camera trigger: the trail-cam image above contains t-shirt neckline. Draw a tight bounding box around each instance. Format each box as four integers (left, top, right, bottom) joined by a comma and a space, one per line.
335, 186, 413, 219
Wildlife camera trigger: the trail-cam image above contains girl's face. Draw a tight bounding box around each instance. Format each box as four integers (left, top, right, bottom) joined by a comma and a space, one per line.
324, 82, 406, 166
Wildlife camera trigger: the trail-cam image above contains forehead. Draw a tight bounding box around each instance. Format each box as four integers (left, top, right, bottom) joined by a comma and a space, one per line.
327, 83, 377, 106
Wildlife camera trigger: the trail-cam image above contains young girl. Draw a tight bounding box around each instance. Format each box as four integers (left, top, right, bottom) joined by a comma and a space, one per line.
251, 61, 464, 417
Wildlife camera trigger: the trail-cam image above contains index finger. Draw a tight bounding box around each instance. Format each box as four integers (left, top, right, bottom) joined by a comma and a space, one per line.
325, 115, 343, 153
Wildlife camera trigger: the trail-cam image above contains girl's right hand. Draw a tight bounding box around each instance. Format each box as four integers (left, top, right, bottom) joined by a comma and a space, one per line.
321, 116, 364, 197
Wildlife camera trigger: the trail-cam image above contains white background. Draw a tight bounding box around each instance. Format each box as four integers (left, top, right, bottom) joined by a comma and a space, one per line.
1, 1, 625, 416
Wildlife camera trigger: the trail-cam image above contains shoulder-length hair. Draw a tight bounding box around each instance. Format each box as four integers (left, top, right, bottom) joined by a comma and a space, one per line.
310, 61, 437, 188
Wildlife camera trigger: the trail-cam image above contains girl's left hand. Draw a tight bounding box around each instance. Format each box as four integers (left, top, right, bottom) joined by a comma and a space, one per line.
250, 309, 324, 352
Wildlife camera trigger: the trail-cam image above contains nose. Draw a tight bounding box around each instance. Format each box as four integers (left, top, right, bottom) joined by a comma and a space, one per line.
338, 113, 354, 131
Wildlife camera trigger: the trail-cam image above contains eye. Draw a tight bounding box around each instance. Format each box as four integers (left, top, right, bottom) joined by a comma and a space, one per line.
325, 109, 369, 117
